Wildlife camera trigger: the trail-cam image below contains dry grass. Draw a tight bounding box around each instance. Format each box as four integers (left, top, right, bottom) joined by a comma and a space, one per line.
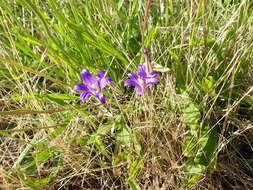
1, 0, 253, 189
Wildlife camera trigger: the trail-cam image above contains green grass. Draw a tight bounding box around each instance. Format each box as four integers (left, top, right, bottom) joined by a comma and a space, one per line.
0, 0, 253, 189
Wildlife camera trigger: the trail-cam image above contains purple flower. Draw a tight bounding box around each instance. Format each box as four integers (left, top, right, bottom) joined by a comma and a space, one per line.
124, 64, 159, 96
74, 70, 112, 104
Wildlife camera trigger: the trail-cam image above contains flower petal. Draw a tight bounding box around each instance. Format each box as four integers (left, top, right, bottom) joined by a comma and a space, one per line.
80, 90, 92, 102
96, 70, 105, 79
137, 86, 144, 96
124, 80, 140, 88
128, 72, 138, 80
98, 77, 112, 89
80, 69, 96, 86
149, 72, 159, 77
95, 93, 106, 104
138, 64, 147, 78
145, 77, 159, 87
73, 84, 88, 91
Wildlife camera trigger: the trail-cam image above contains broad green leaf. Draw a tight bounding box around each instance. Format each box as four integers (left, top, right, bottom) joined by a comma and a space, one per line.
46, 94, 79, 106
181, 91, 201, 137
132, 131, 142, 154
185, 164, 205, 187
96, 124, 113, 136
196, 127, 218, 167
35, 149, 55, 163
46, 94, 79, 101
25, 177, 52, 189
114, 151, 129, 164
153, 64, 170, 72
197, 76, 216, 96
182, 135, 197, 157
115, 122, 131, 147
179, 91, 217, 186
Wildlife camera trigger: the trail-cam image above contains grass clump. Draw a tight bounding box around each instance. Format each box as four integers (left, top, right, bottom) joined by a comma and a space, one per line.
0, 0, 253, 189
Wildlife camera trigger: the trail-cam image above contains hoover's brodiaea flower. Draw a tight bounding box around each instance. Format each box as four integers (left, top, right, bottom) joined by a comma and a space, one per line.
74, 70, 112, 104
124, 64, 159, 96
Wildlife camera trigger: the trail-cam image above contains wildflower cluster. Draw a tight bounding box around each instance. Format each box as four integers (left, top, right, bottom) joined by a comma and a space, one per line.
74, 64, 159, 104
124, 64, 159, 96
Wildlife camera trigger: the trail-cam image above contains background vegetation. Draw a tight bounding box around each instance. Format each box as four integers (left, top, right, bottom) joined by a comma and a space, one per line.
0, 0, 253, 189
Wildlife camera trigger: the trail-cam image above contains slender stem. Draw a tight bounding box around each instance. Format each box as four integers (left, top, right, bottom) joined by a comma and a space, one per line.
142, 0, 151, 46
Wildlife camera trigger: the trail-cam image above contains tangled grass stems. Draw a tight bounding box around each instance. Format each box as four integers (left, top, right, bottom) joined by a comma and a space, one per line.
0, 0, 253, 189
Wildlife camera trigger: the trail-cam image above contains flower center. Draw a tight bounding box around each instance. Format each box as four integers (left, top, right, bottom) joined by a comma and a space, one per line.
89, 83, 99, 93
138, 78, 146, 89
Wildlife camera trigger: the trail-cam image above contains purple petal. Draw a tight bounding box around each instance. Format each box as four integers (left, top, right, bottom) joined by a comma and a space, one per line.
96, 70, 106, 79
138, 64, 147, 78
137, 86, 144, 96
95, 93, 106, 104
73, 84, 88, 91
80, 90, 92, 102
98, 77, 112, 89
80, 69, 96, 86
124, 80, 140, 88
149, 72, 159, 77
145, 77, 159, 87
128, 72, 138, 80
